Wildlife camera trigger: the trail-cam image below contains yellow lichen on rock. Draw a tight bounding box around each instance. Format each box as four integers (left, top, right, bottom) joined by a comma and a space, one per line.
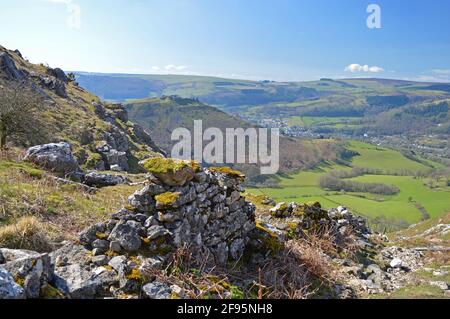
126, 268, 143, 282
41, 284, 65, 299
141, 157, 200, 186
95, 232, 108, 240
142, 157, 200, 174
13, 274, 25, 287
155, 192, 181, 208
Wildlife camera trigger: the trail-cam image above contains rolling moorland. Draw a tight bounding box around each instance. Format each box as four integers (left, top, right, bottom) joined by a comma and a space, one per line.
0, 45, 448, 299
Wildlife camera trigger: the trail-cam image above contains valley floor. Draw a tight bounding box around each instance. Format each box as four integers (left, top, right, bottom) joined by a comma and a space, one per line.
248, 141, 450, 231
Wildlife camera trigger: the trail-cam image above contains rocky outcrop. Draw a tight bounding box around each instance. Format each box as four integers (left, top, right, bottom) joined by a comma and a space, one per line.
89, 102, 165, 172
83, 172, 130, 188
0, 267, 26, 299
96, 142, 129, 172
50, 243, 117, 299
28, 68, 68, 98
38, 75, 67, 98
47, 67, 68, 83
262, 202, 372, 249
258, 201, 443, 296
0, 52, 25, 80
24, 142, 81, 177
0, 248, 52, 299
23, 141, 134, 189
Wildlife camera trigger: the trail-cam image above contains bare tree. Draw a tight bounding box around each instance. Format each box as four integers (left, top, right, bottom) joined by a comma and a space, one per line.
0, 81, 44, 150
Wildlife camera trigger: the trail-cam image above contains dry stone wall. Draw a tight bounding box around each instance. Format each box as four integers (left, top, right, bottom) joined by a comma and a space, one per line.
79, 159, 256, 265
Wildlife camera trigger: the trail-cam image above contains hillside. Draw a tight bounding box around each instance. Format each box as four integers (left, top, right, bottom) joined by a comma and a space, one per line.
0, 46, 164, 173
75, 73, 450, 137
125, 96, 346, 185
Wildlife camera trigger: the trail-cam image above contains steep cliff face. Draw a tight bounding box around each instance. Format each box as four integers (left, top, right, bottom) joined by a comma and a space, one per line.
0, 45, 164, 172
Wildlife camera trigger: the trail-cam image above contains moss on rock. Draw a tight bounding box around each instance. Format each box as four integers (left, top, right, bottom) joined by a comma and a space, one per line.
209, 166, 245, 178
141, 157, 200, 186
142, 157, 200, 174
155, 192, 181, 208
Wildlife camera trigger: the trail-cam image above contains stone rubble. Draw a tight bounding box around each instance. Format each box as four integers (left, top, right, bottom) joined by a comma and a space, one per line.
257, 201, 435, 296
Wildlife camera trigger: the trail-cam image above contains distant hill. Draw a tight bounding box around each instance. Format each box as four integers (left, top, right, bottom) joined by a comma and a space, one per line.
75, 72, 450, 137
125, 96, 346, 185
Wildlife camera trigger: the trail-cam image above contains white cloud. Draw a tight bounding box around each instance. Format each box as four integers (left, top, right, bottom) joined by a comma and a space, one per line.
46, 0, 72, 3
345, 63, 384, 73
164, 64, 188, 71
151, 66, 161, 71
432, 69, 450, 75
44, 0, 81, 29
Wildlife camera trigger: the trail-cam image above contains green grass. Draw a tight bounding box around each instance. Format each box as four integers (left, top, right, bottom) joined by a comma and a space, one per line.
287, 116, 361, 127
373, 284, 450, 299
248, 141, 450, 228
348, 141, 430, 171
0, 161, 44, 178
351, 175, 450, 220
0, 159, 141, 242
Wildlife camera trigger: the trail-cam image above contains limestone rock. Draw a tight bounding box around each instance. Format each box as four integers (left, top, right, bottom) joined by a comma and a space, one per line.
389, 258, 403, 269
2, 252, 52, 298
24, 142, 80, 176
142, 281, 171, 299
52, 263, 117, 299
47, 67, 69, 83
0, 267, 26, 299
140, 157, 199, 186
83, 172, 130, 188
108, 223, 142, 252
147, 225, 172, 240
0, 52, 24, 80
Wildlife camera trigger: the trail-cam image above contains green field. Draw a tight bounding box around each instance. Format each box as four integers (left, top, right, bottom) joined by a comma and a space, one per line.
248, 141, 450, 229
287, 116, 361, 127
347, 141, 438, 171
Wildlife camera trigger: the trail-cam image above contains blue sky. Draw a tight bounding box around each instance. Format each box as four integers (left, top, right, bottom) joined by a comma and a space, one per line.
1, 0, 450, 82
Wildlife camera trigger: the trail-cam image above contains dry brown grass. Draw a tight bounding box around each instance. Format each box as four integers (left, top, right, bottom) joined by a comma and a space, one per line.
0, 156, 140, 244
140, 228, 345, 300
0, 216, 53, 252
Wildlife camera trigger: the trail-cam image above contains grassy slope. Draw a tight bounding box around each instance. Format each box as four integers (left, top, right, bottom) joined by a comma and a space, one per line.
372, 212, 450, 299
0, 153, 142, 250
347, 141, 436, 171
248, 141, 450, 227
1, 47, 162, 172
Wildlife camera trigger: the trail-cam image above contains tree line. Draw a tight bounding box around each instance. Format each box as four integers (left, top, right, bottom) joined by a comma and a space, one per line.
319, 174, 400, 195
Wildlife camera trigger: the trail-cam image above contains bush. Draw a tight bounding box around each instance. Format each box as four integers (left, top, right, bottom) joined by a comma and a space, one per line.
0, 217, 53, 252
319, 174, 399, 195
